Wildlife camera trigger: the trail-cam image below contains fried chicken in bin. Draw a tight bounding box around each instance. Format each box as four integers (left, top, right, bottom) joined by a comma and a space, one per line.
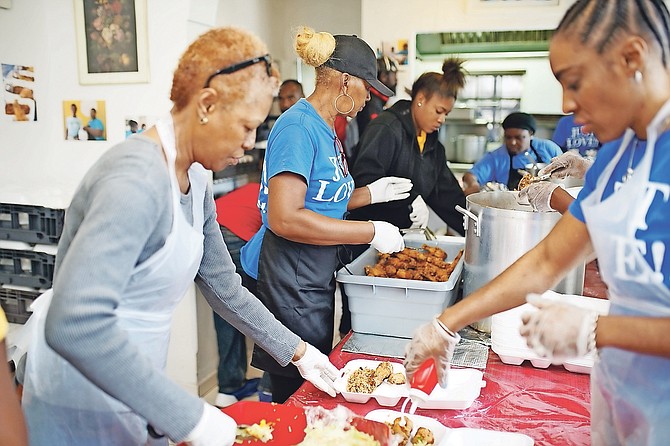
364, 246, 463, 282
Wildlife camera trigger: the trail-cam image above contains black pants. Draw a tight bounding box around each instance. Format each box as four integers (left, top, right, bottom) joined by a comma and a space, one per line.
269, 374, 304, 404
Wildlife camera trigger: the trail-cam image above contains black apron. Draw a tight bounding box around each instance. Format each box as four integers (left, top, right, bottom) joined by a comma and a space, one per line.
507, 143, 544, 190
251, 229, 337, 378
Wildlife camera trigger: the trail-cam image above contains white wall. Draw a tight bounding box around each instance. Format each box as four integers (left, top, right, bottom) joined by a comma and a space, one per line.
216, 0, 362, 95
0, 0, 191, 204
2, 0, 588, 205
361, 0, 578, 114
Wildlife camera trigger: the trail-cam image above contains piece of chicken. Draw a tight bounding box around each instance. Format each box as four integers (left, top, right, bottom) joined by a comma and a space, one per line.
374, 361, 393, 386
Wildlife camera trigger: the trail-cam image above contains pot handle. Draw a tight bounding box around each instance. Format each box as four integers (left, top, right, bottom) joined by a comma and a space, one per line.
455, 205, 480, 237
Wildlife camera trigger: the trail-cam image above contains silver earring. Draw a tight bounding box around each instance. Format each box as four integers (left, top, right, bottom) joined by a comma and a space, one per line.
634, 70, 643, 83
199, 116, 209, 125
417, 102, 422, 107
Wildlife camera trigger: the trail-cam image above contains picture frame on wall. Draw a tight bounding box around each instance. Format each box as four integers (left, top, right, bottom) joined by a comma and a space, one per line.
73, 0, 149, 84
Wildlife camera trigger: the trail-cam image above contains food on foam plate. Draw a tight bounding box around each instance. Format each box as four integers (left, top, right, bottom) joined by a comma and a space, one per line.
235, 419, 274, 443
298, 424, 380, 445
386, 416, 435, 446
411, 427, 435, 445
336, 360, 410, 407
297, 405, 388, 446
364, 246, 463, 282
346, 361, 406, 394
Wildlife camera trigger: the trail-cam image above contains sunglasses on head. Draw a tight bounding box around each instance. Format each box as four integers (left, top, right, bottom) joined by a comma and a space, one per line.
203, 54, 272, 88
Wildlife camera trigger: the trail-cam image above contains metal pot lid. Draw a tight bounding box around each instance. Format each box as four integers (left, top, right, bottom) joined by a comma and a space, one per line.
466, 190, 536, 212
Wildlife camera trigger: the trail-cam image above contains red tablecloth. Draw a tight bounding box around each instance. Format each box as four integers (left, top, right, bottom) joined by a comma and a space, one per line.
286, 342, 590, 446
286, 260, 606, 445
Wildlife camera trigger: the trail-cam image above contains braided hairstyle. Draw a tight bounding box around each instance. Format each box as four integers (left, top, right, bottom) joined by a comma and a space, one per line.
556, 0, 670, 66
411, 58, 467, 101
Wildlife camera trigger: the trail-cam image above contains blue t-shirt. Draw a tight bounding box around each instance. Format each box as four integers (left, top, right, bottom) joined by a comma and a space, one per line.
551, 114, 600, 155
468, 138, 562, 185
88, 118, 105, 140
570, 133, 670, 290
241, 99, 355, 279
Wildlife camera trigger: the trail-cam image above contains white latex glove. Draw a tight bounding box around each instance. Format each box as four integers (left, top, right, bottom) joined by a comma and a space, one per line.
519, 294, 599, 363
539, 151, 593, 179
409, 195, 430, 228
369, 221, 405, 253
183, 402, 237, 446
519, 182, 560, 212
291, 343, 339, 397
367, 177, 413, 204
404, 318, 461, 389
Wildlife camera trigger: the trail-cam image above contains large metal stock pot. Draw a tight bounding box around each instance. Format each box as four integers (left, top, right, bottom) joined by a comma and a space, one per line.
456, 191, 585, 332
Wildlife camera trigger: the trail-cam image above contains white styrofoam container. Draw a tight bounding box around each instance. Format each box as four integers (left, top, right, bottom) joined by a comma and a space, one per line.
491, 290, 610, 374
336, 237, 464, 338
334, 359, 485, 410
334, 359, 409, 407
365, 410, 535, 446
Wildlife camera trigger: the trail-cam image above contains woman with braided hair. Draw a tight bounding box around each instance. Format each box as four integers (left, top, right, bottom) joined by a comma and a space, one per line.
240, 26, 413, 402
403, 1, 670, 444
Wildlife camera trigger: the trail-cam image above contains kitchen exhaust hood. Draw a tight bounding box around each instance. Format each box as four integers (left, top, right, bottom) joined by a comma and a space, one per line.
416, 29, 554, 59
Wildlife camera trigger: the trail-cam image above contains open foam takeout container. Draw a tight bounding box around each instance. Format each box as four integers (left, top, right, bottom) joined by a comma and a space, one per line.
334, 359, 486, 410
365, 409, 535, 446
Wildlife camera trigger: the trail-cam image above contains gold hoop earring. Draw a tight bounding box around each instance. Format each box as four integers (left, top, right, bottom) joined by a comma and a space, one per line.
199, 116, 209, 125
334, 93, 355, 114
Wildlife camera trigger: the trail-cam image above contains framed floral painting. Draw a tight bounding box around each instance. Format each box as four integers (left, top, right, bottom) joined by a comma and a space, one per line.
73, 0, 149, 84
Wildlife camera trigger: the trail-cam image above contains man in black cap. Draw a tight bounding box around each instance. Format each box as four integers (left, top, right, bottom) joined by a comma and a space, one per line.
463, 111, 562, 194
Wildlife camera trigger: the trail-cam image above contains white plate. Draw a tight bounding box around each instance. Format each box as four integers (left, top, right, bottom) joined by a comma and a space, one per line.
365, 409, 448, 444
335, 359, 486, 410
334, 359, 409, 407
365, 410, 534, 446
418, 368, 486, 410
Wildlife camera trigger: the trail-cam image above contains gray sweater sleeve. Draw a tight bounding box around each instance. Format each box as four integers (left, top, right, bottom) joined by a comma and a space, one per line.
44, 140, 204, 441
195, 186, 300, 365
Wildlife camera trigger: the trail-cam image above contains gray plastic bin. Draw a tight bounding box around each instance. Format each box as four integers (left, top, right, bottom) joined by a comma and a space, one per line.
336, 237, 464, 338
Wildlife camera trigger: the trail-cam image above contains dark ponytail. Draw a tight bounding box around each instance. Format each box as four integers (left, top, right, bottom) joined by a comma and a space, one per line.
411, 58, 467, 101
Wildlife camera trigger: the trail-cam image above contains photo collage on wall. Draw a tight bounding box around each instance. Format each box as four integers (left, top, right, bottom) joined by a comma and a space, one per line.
62, 100, 107, 141
2, 63, 36, 122
124, 115, 155, 139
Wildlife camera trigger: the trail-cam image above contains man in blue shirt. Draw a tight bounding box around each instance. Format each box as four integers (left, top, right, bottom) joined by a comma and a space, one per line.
463, 112, 562, 194
84, 108, 105, 140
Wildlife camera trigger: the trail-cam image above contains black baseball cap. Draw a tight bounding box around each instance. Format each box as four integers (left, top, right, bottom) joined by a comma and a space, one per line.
323, 35, 395, 97
502, 112, 536, 134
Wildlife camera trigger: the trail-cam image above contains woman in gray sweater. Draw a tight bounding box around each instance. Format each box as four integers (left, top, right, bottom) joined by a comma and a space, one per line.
21, 27, 338, 446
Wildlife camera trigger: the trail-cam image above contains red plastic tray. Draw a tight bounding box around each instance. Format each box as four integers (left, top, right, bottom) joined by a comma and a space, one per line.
177, 401, 391, 445
222, 401, 307, 445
